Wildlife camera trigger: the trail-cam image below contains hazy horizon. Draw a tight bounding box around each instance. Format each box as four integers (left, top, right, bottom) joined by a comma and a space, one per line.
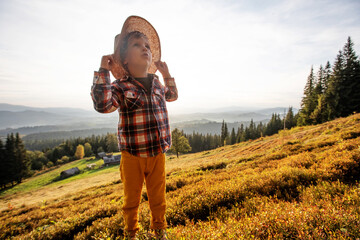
0, 101, 298, 115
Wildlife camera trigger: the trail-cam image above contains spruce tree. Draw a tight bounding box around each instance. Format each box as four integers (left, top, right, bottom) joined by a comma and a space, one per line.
0, 139, 5, 188
285, 107, 296, 129
14, 133, 30, 183
221, 120, 229, 146
236, 124, 245, 143
325, 50, 344, 120
249, 119, 256, 140
265, 113, 282, 136
298, 66, 317, 125
5, 133, 16, 186
342, 37, 360, 115
323, 61, 332, 93
230, 128, 236, 145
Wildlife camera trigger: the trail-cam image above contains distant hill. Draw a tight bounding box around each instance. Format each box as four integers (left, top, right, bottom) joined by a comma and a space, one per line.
22, 128, 116, 143
0, 110, 71, 129
0, 103, 298, 137
172, 119, 267, 135
0, 103, 96, 116
170, 107, 297, 123
0, 103, 118, 135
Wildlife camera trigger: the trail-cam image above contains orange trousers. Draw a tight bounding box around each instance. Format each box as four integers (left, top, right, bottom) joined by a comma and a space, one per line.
120, 150, 167, 233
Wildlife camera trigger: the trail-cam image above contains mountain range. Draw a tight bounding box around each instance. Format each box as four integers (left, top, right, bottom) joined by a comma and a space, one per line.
0, 103, 298, 137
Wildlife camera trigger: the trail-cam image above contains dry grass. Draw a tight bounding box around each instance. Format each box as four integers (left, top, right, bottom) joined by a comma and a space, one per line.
0, 113, 359, 239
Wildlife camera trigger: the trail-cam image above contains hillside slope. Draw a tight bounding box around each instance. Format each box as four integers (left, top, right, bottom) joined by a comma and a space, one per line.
0, 113, 359, 239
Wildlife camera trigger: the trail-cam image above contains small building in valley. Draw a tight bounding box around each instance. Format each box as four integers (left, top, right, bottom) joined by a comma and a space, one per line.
103, 154, 121, 166
60, 167, 80, 179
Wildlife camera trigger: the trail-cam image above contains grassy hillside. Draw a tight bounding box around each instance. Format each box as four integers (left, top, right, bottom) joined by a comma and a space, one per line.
0, 113, 359, 239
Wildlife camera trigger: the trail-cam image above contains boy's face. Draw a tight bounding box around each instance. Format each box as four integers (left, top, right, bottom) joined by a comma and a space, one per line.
123, 36, 152, 72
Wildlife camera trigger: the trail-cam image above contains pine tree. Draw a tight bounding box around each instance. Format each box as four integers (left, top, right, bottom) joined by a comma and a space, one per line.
325, 50, 344, 120
239, 124, 245, 142
284, 107, 296, 129
230, 128, 236, 145
265, 113, 283, 136
310, 94, 327, 124
221, 120, 229, 146
14, 133, 30, 183
298, 66, 317, 125
106, 133, 118, 153
342, 37, 360, 115
5, 133, 17, 186
315, 65, 325, 95
323, 61, 332, 93
0, 139, 5, 188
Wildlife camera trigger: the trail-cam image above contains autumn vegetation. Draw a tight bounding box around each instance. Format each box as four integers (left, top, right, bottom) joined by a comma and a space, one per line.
0, 113, 359, 239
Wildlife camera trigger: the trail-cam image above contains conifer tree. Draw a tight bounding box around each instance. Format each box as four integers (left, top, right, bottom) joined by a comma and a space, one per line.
236, 124, 245, 143
14, 133, 30, 183
284, 107, 296, 129
298, 66, 317, 125
257, 122, 265, 138
249, 119, 256, 139
230, 128, 236, 145
265, 113, 282, 136
221, 120, 229, 146
5, 133, 16, 185
314, 65, 325, 96
325, 50, 344, 120
106, 133, 118, 153
323, 61, 332, 92
0, 139, 5, 188
342, 37, 360, 115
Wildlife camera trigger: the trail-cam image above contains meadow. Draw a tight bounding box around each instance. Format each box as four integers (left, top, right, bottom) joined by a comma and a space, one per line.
0, 113, 359, 239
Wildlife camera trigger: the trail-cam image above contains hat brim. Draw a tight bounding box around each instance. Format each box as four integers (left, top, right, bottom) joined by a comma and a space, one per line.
113, 16, 161, 79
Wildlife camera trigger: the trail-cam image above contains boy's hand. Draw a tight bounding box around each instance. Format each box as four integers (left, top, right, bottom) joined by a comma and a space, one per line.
100, 55, 114, 71
155, 61, 172, 78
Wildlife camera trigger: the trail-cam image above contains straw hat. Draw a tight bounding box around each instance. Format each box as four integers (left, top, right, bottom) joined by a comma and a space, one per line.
111, 15, 161, 79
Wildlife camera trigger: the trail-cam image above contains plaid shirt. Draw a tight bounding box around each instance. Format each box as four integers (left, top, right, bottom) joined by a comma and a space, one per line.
91, 70, 178, 157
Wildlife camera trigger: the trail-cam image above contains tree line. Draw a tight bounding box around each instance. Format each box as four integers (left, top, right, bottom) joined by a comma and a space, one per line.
174, 107, 297, 155
297, 37, 360, 125
0, 133, 30, 188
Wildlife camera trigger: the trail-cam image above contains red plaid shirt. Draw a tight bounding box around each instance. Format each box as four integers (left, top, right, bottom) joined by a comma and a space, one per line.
91, 70, 178, 157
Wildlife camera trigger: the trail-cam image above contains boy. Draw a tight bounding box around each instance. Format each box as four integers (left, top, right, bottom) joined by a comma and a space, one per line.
90, 16, 177, 240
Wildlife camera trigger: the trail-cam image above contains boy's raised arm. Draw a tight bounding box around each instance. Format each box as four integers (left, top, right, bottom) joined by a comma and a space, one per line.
90, 55, 120, 113
155, 61, 178, 102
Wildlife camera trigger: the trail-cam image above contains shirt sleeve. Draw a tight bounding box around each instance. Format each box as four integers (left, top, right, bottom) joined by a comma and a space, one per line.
164, 77, 178, 102
90, 70, 120, 113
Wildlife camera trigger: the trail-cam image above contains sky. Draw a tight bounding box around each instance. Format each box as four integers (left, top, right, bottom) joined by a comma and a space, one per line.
0, 0, 359, 114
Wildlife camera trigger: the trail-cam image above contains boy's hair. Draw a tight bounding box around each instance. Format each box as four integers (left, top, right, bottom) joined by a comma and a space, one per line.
120, 31, 150, 68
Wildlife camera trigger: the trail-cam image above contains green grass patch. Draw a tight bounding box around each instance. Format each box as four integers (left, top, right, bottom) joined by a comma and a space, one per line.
0, 155, 120, 197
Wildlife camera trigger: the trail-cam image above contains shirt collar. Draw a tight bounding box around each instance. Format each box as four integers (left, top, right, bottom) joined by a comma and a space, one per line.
120, 73, 158, 82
